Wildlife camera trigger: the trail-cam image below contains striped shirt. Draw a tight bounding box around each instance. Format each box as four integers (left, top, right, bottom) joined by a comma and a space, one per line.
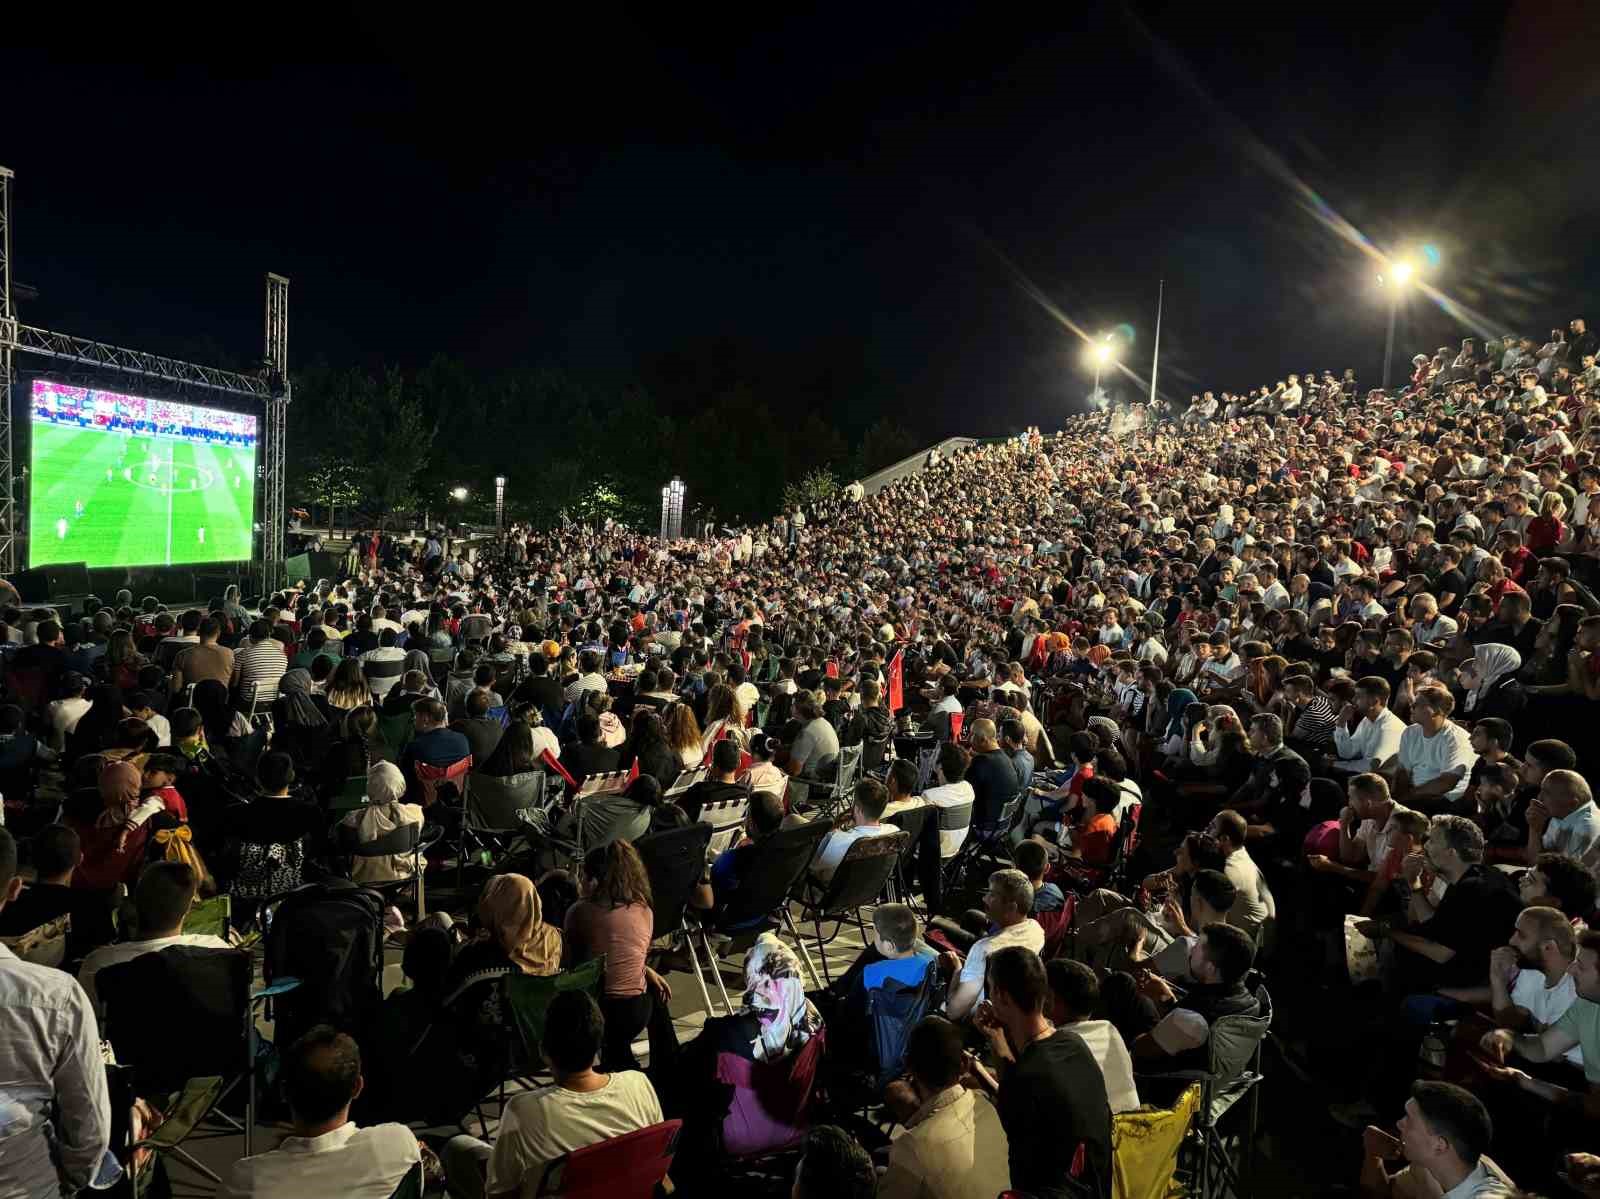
232, 638, 288, 705
1291, 693, 1339, 750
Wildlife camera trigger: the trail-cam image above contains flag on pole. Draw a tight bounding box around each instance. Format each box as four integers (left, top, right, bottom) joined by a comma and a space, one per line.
887, 648, 905, 712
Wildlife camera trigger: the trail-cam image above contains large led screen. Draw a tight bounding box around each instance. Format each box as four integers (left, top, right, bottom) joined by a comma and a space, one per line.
29, 380, 257, 568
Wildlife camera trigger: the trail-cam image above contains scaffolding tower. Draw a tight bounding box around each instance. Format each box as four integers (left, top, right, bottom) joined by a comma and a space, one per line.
0, 166, 289, 589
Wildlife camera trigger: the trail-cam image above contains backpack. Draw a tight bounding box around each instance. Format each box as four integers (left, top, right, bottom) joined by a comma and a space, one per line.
262, 880, 387, 1047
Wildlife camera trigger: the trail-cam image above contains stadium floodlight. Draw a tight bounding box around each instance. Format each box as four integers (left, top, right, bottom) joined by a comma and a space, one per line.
1085, 335, 1118, 403
1378, 250, 1428, 390
450, 486, 468, 501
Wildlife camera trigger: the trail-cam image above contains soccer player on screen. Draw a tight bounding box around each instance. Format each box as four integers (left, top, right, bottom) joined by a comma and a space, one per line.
56, 518, 67, 541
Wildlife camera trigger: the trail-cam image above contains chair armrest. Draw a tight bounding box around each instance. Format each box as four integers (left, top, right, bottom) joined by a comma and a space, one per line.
253, 977, 303, 1003
1132, 1067, 1213, 1084
417, 824, 446, 854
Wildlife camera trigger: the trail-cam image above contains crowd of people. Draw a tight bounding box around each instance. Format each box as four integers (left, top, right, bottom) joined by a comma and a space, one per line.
4, 316, 1600, 1197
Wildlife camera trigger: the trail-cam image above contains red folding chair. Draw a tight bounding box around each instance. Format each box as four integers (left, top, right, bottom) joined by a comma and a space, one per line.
533, 1119, 683, 1198
715, 1029, 826, 1158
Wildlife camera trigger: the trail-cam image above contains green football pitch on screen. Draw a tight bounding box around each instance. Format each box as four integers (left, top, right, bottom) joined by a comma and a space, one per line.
29, 421, 256, 568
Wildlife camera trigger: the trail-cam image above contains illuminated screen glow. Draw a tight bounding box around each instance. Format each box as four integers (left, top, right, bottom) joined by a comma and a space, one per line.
28, 380, 257, 568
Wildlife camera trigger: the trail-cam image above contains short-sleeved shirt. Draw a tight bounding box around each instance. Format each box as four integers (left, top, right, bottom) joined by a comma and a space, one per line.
1554, 996, 1600, 1084
1396, 722, 1477, 804
1544, 800, 1600, 862
1509, 969, 1584, 1068
995, 1028, 1112, 1197
1419, 866, 1521, 986
564, 901, 653, 998
486, 1072, 662, 1196
955, 920, 1045, 1011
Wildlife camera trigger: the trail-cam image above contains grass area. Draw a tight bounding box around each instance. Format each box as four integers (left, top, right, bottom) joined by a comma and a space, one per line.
29, 422, 255, 568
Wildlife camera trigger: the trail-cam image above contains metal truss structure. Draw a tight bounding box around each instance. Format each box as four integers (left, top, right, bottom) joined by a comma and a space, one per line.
0, 166, 289, 586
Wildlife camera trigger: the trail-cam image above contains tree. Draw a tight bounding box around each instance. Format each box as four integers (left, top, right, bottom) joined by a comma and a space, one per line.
859, 416, 919, 477
781, 466, 839, 512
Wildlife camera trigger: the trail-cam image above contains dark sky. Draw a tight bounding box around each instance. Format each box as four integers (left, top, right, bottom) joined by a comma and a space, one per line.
5, 2, 1599, 440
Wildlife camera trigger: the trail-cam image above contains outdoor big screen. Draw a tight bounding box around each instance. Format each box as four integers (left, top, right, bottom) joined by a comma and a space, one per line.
29, 380, 257, 568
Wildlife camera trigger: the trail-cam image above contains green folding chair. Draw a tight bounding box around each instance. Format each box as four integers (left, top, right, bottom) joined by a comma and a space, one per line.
380, 712, 415, 757
507, 956, 608, 1063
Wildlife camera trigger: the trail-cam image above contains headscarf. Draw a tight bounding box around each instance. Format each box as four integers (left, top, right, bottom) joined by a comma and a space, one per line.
1164, 688, 1199, 739
403, 649, 433, 678
279, 669, 328, 729
739, 934, 822, 1062
367, 760, 406, 806
477, 873, 561, 976
1463, 643, 1522, 713
97, 759, 142, 827
1087, 644, 1113, 668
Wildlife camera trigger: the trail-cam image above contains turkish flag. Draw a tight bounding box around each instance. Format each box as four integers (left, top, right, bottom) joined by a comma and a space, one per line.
887, 649, 905, 713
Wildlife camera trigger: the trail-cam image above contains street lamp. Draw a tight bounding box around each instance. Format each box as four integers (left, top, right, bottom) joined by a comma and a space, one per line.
1378, 253, 1427, 390
450, 486, 468, 502
1085, 337, 1118, 405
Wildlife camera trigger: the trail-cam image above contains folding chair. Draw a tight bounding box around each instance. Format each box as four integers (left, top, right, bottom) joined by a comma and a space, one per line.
1136, 983, 1272, 1199
689, 819, 832, 1008
944, 792, 1021, 890
460, 769, 547, 882
533, 1119, 684, 1198
792, 831, 908, 983
1112, 1084, 1202, 1199
664, 765, 708, 798
413, 754, 473, 810
96, 947, 302, 1170
635, 822, 718, 1014
379, 711, 415, 757
506, 956, 609, 1063
327, 772, 370, 815
335, 819, 444, 920
698, 794, 750, 856
884, 804, 930, 907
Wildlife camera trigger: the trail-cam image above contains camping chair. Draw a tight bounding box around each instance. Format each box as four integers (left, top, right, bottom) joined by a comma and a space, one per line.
792, 831, 908, 983
334, 819, 444, 921
697, 794, 750, 857
884, 804, 930, 908
1135, 982, 1272, 1199
328, 773, 370, 815
689, 818, 832, 1008
492, 957, 609, 1123
827, 743, 863, 811
96, 946, 302, 1168
413, 754, 473, 810
635, 822, 718, 1014
664, 765, 708, 798
716, 1029, 826, 1162
379, 711, 415, 758
460, 769, 546, 883
533, 1119, 684, 1199
944, 791, 1021, 890
1112, 1084, 1203, 1199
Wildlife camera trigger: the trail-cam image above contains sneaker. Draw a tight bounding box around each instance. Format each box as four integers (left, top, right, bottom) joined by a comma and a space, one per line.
1327, 1100, 1381, 1130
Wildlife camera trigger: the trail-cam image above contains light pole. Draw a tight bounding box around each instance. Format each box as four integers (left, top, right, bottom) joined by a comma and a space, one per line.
1086, 336, 1118, 407
494, 476, 506, 532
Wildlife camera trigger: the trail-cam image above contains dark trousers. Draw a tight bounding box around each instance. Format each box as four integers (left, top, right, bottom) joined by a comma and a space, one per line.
599, 992, 679, 1076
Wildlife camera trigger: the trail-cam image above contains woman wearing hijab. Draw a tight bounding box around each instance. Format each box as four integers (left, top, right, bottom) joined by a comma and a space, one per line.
271, 668, 333, 775
675, 935, 825, 1176
70, 760, 151, 890
1457, 643, 1527, 723
1158, 688, 1198, 757
340, 761, 424, 883
416, 874, 563, 1123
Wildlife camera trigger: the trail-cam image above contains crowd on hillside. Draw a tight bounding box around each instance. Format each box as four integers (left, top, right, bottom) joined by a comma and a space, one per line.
4, 316, 1600, 1197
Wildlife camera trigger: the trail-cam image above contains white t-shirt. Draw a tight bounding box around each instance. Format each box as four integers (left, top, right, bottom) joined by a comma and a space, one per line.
487, 1072, 662, 1196
1397, 722, 1476, 804
44, 696, 92, 750
1067, 1019, 1140, 1113
954, 919, 1045, 1011
78, 933, 232, 1014
219, 1121, 419, 1199
1544, 801, 1600, 862
1509, 969, 1584, 1068
1222, 849, 1274, 935
924, 781, 976, 857
812, 823, 895, 883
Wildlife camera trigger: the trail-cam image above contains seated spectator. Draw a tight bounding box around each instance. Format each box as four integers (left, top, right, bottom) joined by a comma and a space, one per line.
451, 688, 506, 766
1205, 810, 1276, 938
879, 1016, 1012, 1199
77, 861, 229, 1015
812, 778, 895, 883
1478, 906, 1585, 1072
1357, 1082, 1514, 1199
1130, 922, 1260, 1066
1330, 676, 1408, 775
220, 1025, 423, 1199
1057, 776, 1120, 865
340, 761, 424, 884
964, 718, 1020, 830
0, 823, 115, 964
1478, 928, 1600, 1118
1010, 838, 1065, 914
445, 990, 661, 1199
1379, 685, 1476, 815
1045, 958, 1140, 1113
923, 742, 976, 859
1516, 851, 1598, 919
0, 825, 118, 1197
706, 790, 787, 926
678, 737, 747, 822
942, 869, 1045, 1021
794, 1126, 878, 1199
43, 671, 92, 752
380, 669, 433, 717
69, 759, 151, 892
962, 944, 1112, 1197
223, 753, 323, 903
1224, 712, 1312, 846
559, 712, 622, 791
1130, 868, 1238, 981
562, 840, 673, 1070
1527, 768, 1600, 863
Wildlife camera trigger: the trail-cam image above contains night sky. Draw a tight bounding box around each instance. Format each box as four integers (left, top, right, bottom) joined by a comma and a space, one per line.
5, 3, 1598, 440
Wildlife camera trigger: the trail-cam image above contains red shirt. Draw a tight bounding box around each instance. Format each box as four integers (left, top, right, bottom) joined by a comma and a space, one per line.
1500, 545, 1537, 584
1525, 517, 1565, 556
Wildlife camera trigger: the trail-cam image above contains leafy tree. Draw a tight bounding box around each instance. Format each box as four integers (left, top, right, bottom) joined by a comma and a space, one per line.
781, 466, 839, 512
